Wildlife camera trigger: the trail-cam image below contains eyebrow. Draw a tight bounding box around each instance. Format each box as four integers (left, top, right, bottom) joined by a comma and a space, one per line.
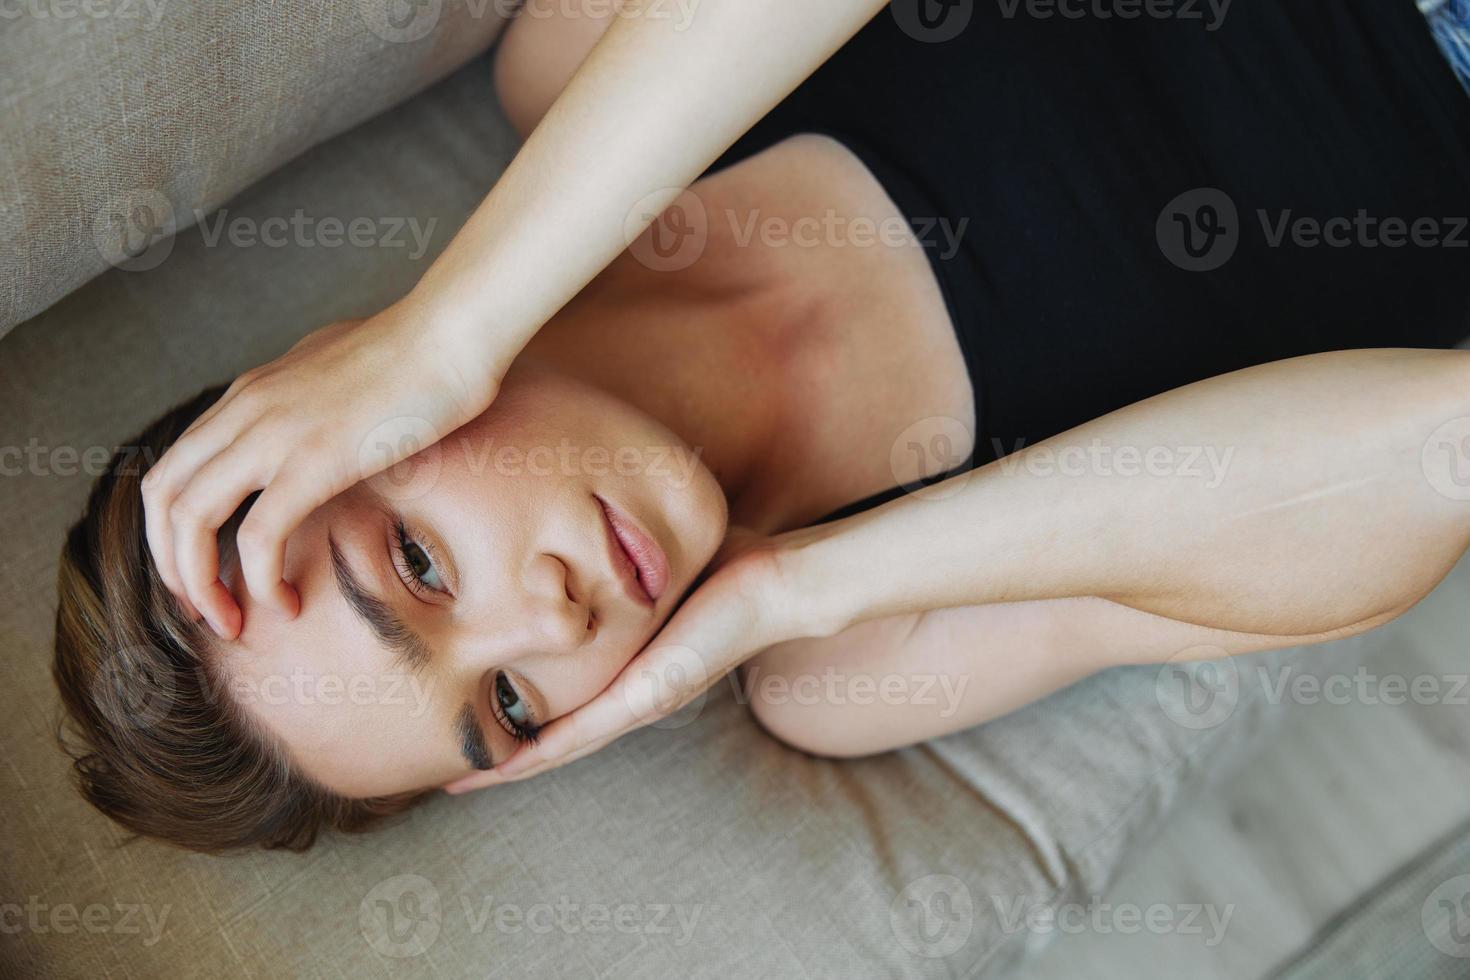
328, 535, 494, 771
455, 704, 494, 771
328, 536, 434, 673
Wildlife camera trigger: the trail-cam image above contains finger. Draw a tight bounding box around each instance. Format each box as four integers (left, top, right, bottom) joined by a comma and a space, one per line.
235, 468, 345, 618
177, 376, 246, 440
170, 448, 273, 639
441, 769, 508, 795
142, 411, 248, 617
481, 731, 622, 788
492, 688, 641, 778
442, 724, 621, 794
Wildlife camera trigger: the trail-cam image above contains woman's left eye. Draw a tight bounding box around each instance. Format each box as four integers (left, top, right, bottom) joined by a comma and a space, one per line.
493, 673, 539, 744
496, 674, 531, 727
394, 522, 446, 594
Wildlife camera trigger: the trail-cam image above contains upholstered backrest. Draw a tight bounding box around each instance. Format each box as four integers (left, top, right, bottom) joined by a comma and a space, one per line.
0, 0, 507, 338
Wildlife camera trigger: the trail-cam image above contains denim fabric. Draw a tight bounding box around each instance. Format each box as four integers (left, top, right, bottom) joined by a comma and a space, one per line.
1422, 0, 1470, 96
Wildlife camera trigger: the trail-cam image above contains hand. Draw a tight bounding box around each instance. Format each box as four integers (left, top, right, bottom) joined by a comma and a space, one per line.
141, 300, 497, 638
443, 528, 817, 792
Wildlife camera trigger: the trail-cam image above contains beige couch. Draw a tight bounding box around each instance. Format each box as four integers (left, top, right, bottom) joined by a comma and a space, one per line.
0, 4, 1378, 976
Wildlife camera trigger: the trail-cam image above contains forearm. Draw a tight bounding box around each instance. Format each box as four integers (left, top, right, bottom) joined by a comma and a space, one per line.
410, 0, 888, 374
789, 348, 1470, 639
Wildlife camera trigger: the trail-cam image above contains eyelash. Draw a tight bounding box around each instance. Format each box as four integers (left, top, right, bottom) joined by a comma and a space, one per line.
491, 673, 542, 745
391, 519, 446, 600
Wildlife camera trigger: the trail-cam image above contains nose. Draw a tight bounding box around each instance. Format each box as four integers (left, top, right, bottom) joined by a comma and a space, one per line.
523, 552, 591, 651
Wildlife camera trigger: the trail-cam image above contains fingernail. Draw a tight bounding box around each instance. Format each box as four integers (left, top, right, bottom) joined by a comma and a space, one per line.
279, 583, 301, 619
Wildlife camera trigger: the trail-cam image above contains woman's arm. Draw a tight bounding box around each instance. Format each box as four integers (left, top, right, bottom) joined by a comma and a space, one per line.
466, 347, 1470, 786
143, 0, 889, 637
419, 0, 894, 364
788, 347, 1470, 640
743, 591, 1378, 760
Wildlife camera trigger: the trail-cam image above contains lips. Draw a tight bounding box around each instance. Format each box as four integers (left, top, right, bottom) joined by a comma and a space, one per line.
595, 495, 670, 606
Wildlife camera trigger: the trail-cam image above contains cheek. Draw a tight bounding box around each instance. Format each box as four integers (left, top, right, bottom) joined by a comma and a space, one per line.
537, 645, 641, 719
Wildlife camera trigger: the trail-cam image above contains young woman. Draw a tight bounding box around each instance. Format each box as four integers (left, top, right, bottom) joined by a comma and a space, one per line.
56, 0, 1470, 851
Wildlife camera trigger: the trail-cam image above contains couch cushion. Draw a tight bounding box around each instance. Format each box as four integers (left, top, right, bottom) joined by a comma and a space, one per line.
0, 55, 1379, 979
0, 0, 508, 339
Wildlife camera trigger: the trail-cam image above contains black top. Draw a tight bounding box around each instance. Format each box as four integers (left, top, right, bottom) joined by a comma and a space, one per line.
705, 0, 1470, 523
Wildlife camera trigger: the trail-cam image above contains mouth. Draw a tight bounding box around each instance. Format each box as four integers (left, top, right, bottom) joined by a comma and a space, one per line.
594, 494, 669, 607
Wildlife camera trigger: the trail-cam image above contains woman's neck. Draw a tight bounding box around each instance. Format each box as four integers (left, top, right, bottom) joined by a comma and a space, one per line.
524, 252, 844, 532
523, 136, 976, 534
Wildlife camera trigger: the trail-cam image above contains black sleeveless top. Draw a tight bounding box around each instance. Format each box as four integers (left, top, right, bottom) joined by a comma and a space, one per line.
704, 0, 1470, 523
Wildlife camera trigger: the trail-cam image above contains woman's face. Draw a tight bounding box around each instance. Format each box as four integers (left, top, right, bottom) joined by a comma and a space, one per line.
215, 360, 728, 797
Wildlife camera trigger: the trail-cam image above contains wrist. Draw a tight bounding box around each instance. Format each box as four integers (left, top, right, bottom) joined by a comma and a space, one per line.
767, 521, 864, 643
389, 289, 506, 405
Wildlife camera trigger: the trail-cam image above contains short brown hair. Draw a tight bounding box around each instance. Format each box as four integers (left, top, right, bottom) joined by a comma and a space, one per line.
53, 386, 431, 853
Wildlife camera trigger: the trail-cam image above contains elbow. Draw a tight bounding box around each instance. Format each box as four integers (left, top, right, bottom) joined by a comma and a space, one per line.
747, 693, 879, 760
